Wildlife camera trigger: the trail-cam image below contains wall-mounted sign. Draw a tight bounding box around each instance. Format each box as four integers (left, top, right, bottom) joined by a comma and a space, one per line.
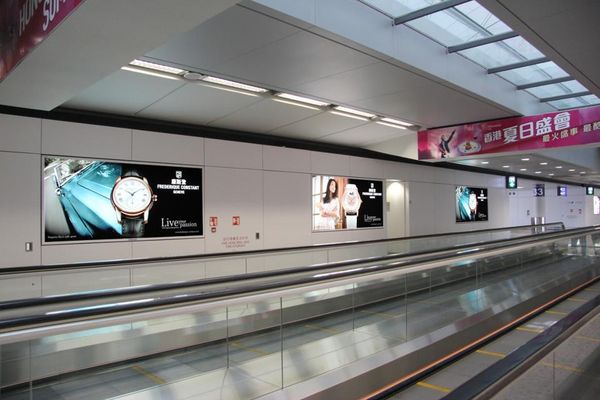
1, 0, 85, 81
594, 196, 600, 215
312, 176, 383, 231
418, 105, 600, 160
534, 184, 545, 197
232, 216, 240, 226
586, 186, 595, 196
44, 157, 202, 242
557, 186, 568, 197
505, 176, 517, 189
456, 186, 488, 223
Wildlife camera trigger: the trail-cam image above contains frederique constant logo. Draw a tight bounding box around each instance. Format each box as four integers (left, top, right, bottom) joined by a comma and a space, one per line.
176, 170, 182, 179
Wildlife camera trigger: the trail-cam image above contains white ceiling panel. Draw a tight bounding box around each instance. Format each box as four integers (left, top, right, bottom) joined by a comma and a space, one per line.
291, 61, 431, 107
271, 111, 369, 139
352, 85, 513, 128
137, 83, 261, 125
146, 5, 300, 72
63, 70, 185, 115
320, 123, 411, 147
208, 98, 322, 133
214, 30, 378, 88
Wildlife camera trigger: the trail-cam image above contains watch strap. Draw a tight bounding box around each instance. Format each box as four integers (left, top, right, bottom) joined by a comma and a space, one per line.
122, 217, 145, 238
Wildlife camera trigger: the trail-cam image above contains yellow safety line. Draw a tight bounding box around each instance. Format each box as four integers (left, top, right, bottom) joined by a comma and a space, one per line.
516, 326, 544, 333
416, 381, 451, 393
131, 365, 167, 385
545, 310, 568, 316
476, 349, 506, 358
230, 341, 269, 357
304, 323, 340, 335
540, 361, 584, 373
359, 309, 399, 319
575, 335, 600, 344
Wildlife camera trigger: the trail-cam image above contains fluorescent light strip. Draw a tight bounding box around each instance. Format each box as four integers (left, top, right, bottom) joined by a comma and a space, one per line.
276, 93, 329, 107
333, 106, 375, 119
375, 121, 407, 130
201, 76, 268, 93
272, 98, 320, 111
121, 66, 180, 80
330, 111, 368, 121
201, 83, 259, 97
380, 117, 412, 126
130, 60, 185, 75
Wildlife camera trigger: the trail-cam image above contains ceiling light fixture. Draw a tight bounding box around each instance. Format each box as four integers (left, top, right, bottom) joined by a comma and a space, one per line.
481, 161, 489, 165
568, 169, 576, 172
202, 83, 259, 97
333, 106, 375, 119
330, 111, 369, 121
555, 166, 563, 169
380, 117, 412, 126
129, 59, 186, 75
580, 171, 587, 174
375, 121, 407, 130
540, 162, 548, 165
272, 98, 320, 111
520, 168, 527, 171
121, 66, 180, 80
502, 165, 510, 168
201, 76, 268, 93
534, 171, 542, 174
548, 173, 554, 176
521, 158, 530, 161
275, 93, 329, 107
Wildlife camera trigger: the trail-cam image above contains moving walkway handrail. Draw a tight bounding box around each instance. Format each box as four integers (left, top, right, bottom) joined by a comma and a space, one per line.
0, 222, 575, 310
0, 225, 596, 336
2, 222, 564, 274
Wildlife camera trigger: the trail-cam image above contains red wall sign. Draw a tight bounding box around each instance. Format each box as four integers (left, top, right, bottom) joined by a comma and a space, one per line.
209, 216, 218, 227
418, 105, 600, 160
1, 0, 85, 81
232, 216, 240, 226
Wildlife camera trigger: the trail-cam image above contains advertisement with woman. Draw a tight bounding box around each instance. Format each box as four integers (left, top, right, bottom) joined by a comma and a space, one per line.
312, 176, 383, 231
456, 186, 488, 222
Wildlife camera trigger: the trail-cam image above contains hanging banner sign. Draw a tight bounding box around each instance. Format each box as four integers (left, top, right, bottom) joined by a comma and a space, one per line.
1, 0, 85, 81
418, 105, 600, 160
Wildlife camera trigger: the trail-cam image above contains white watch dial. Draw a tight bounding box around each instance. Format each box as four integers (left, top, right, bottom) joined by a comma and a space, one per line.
112, 177, 152, 215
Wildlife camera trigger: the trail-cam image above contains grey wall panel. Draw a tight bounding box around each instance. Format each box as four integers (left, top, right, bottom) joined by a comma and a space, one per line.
0, 114, 41, 154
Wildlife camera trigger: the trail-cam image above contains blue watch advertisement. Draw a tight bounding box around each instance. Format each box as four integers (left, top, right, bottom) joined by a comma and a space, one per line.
456, 186, 488, 223
44, 157, 202, 241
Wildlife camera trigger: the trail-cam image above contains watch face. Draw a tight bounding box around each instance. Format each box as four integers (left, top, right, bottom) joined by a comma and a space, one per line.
112, 177, 153, 216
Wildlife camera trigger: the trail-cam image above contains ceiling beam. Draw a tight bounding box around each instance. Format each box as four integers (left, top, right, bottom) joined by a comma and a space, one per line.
539, 91, 591, 103
393, 0, 470, 25
448, 31, 519, 53
516, 76, 574, 90
487, 57, 550, 74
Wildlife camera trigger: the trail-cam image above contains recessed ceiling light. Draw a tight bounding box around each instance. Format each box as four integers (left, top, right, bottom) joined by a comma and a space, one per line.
580, 171, 587, 174
548, 173, 554, 176
202, 83, 259, 97
568, 169, 576, 172
380, 117, 412, 126
502, 165, 510, 168
375, 121, 407, 130
555, 166, 563, 169
521, 158, 530, 161
520, 168, 527, 171
121, 66, 180, 80
201, 76, 268, 93
129, 59, 186, 75
534, 171, 542, 174
330, 111, 369, 121
272, 98, 320, 110
481, 161, 489, 165
333, 106, 375, 119
275, 93, 330, 107
539, 162, 548, 165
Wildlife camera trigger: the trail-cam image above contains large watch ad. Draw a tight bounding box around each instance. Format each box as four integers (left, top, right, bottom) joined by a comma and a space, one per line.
312, 175, 383, 231
44, 157, 202, 242
456, 186, 488, 223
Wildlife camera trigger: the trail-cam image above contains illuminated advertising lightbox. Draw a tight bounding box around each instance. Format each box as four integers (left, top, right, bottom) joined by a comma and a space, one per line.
456, 186, 488, 223
312, 176, 383, 231
44, 157, 202, 242
594, 196, 600, 215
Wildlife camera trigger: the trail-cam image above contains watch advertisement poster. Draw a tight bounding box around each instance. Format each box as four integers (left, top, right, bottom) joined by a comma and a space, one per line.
456, 186, 488, 223
312, 175, 383, 231
44, 157, 202, 242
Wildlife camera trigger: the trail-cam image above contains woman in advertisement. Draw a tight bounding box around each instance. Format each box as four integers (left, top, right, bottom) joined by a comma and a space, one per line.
316, 178, 340, 230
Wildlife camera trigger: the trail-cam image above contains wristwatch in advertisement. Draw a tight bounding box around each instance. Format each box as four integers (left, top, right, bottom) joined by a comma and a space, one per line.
342, 184, 362, 229
111, 169, 157, 237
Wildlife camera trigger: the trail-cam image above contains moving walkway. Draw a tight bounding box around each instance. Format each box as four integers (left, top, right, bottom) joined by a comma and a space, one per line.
2, 223, 598, 400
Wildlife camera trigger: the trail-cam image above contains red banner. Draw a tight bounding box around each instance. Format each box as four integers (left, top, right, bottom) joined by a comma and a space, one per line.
418, 105, 600, 160
0, 0, 84, 81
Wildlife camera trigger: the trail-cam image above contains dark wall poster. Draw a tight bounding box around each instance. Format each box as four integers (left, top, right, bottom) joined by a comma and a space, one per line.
312, 176, 383, 231
44, 157, 202, 242
456, 186, 488, 223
